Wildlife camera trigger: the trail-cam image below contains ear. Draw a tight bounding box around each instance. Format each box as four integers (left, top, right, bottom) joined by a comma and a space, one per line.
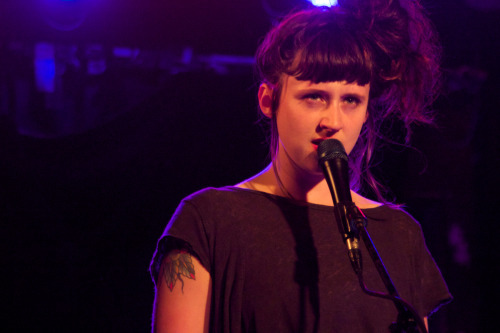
258, 83, 273, 119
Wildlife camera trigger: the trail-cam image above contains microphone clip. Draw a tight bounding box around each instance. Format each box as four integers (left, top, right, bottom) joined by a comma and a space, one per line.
335, 201, 367, 243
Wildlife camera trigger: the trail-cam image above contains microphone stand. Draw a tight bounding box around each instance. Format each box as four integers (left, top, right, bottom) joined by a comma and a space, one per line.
338, 203, 428, 333
317, 138, 427, 332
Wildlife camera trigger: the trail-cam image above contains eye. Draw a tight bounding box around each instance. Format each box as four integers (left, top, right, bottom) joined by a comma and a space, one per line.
343, 95, 361, 106
302, 93, 324, 102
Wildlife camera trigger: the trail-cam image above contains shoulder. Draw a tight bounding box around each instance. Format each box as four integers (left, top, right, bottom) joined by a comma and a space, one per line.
183, 186, 262, 205
178, 186, 277, 217
351, 190, 419, 226
364, 204, 417, 221
362, 204, 423, 237
351, 191, 382, 209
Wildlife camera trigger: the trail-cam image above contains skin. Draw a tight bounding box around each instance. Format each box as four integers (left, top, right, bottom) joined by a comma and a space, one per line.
239, 75, 379, 208
153, 252, 211, 333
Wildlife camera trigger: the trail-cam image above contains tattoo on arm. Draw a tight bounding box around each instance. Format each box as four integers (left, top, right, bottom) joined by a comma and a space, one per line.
162, 250, 196, 292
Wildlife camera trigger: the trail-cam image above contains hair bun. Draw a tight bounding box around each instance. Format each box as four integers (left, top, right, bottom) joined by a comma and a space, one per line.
339, 0, 441, 125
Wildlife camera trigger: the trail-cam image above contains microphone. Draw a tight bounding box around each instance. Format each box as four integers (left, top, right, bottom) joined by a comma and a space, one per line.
317, 139, 352, 204
318, 139, 364, 274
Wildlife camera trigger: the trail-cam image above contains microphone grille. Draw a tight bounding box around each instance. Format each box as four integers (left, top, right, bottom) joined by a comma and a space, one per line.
318, 139, 348, 163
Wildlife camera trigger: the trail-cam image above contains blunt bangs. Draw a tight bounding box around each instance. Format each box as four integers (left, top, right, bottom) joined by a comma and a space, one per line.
287, 28, 372, 85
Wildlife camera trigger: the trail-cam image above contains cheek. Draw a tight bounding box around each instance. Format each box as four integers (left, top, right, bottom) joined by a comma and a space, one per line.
354, 109, 368, 131
344, 113, 368, 154
276, 108, 311, 142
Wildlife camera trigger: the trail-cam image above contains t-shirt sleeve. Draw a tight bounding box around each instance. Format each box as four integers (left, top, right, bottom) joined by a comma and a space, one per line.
412, 223, 453, 317
149, 199, 211, 286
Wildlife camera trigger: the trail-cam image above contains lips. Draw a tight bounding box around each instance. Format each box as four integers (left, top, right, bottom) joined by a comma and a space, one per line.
311, 138, 326, 151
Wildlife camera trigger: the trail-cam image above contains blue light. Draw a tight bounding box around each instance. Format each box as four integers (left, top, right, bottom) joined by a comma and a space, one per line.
34, 43, 56, 93
113, 47, 140, 59
309, 0, 338, 6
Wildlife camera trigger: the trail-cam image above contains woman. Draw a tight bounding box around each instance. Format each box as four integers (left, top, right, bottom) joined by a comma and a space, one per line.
150, 0, 452, 331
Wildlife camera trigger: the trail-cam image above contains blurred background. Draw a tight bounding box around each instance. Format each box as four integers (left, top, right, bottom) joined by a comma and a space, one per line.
0, 0, 498, 331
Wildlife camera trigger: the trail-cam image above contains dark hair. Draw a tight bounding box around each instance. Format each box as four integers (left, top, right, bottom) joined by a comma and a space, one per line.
255, 0, 441, 202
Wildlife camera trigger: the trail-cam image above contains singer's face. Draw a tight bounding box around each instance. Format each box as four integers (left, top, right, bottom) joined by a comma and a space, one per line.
260, 75, 369, 176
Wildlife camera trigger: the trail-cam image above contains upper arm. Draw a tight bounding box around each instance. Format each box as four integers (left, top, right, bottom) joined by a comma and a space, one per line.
152, 249, 212, 333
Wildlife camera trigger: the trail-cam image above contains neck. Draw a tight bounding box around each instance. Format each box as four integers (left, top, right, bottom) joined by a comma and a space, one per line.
272, 161, 333, 205
237, 162, 381, 209
239, 162, 334, 206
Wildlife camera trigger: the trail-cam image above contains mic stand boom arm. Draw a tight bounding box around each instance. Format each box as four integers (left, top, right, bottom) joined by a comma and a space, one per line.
345, 204, 428, 333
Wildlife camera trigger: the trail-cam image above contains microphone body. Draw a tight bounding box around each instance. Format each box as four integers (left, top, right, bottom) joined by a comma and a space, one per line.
318, 139, 364, 273
317, 139, 352, 204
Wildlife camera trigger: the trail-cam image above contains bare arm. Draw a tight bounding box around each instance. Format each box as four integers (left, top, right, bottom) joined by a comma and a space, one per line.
152, 249, 212, 333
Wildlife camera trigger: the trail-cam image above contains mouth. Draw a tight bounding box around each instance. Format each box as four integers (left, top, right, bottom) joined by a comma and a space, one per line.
311, 138, 325, 151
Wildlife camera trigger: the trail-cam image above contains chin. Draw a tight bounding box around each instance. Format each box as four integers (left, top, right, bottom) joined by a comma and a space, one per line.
305, 164, 325, 178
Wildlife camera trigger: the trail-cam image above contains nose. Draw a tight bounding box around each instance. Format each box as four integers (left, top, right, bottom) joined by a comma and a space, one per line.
318, 104, 342, 134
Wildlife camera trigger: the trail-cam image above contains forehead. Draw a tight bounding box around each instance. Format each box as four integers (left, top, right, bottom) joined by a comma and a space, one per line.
282, 75, 370, 93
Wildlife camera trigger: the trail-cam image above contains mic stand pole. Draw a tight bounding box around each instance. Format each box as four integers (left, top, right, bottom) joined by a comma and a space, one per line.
342, 203, 428, 333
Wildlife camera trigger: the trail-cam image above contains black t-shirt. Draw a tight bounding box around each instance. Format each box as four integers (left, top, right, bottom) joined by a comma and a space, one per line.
151, 187, 452, 332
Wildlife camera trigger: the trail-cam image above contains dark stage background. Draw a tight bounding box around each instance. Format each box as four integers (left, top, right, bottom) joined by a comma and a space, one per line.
1, 0, 498, 332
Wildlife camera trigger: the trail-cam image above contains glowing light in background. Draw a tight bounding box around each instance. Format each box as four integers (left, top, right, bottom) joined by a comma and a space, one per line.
309, 0, 338, 6
86, 45, 107, 75
34, 43, 56, 93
